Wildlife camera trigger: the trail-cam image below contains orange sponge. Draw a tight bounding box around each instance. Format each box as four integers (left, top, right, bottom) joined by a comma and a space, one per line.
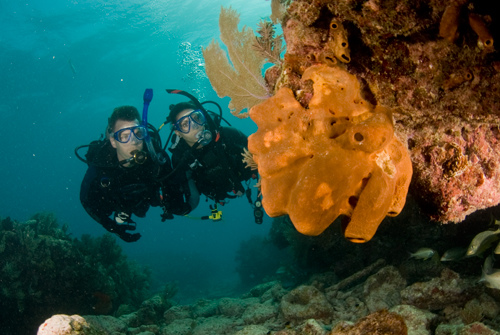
248, 65, 412, 243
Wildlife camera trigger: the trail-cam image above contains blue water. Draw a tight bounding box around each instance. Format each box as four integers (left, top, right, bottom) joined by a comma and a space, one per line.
0, 0, 272, 302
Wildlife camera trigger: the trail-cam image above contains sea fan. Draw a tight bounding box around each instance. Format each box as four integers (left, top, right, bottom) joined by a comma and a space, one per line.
253, 19, 284, 66
202, 6, 270, 118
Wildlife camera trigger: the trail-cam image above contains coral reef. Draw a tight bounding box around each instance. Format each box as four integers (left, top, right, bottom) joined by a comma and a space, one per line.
35, 204, 500, 333
36, 262, 500, 334
0, 214, 150, 335
248, 65, 413, 242
317, 0, 500, 222
207, 0, 500, 224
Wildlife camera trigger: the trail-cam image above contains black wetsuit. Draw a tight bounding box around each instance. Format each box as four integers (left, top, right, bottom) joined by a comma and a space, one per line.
80, 140, 189, 242
169, 127, 255, 203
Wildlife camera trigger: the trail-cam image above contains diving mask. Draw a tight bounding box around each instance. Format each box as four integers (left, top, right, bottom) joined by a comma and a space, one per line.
113, 125, 147, 143
174, 110, 207, 134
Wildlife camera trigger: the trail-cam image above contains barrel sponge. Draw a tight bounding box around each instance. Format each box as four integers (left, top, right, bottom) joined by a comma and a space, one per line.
248, 65, 413, 243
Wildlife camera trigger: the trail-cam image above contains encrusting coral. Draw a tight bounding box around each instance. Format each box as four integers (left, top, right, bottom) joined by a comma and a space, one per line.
208, 0, 500, 225
248, 64, 412, 243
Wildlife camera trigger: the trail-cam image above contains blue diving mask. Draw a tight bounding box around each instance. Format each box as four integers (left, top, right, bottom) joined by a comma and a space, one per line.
113, 125, 148, 143
173, 110, 207, 134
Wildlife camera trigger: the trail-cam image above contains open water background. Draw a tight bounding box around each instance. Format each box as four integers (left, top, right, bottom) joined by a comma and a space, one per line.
0, 0, 273, 302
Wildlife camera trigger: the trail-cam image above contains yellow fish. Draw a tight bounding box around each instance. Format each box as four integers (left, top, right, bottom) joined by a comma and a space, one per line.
494, 241, 500, 255
480, 255, 500, 290
466, 228, 500, 257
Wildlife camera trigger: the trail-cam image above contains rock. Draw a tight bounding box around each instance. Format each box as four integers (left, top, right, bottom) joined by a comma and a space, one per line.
242, 301, 278, 324
294, 319, 328, 335
330, 309, 407, 335
84, 315, 128, 334
37, 314, 99, 335
234, 325, 270, 335
280, 285, 333, 324
249, 281, 280, 297
160, 318, 196, 335
364, 266, 407, 312
435, 322, 500, 335
400, 268, 478, 310
164, 305, 192, 324
390, 305, 437, 335
218, 297, 249, 318
191, 316, 236, 335
192, 299, 218, 318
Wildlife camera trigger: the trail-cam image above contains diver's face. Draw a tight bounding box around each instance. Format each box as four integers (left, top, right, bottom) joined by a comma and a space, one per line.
174, 108, 205, 147
110, 119, 144, 163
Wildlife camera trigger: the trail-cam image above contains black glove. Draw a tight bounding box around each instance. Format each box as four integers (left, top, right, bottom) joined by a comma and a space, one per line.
161, 210, 174, 222
112, 212, 141, 242
118, 231, 141, 242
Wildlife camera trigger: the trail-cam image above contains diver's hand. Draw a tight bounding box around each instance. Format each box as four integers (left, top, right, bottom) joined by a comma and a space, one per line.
111, 212, 140, 242
118, 231, 141, 242
113, 224, 141, 242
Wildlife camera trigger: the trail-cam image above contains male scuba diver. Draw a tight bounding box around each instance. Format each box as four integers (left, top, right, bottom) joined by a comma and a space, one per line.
77, 101, 194, 242
164, 90, 259, 220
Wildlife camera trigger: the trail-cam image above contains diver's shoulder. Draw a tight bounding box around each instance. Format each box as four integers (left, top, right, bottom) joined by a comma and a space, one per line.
220, 126, 247, 139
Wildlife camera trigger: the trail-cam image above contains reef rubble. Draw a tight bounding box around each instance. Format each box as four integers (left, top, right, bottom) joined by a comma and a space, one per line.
37, 262, 500, 335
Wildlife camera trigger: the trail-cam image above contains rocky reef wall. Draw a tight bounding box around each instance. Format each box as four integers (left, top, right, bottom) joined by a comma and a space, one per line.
273, 0, 500, 223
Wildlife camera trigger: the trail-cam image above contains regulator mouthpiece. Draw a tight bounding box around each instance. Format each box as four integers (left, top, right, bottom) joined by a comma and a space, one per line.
196, 129, 212, 146
120, 150, 148, 166
130, 150, 147, 165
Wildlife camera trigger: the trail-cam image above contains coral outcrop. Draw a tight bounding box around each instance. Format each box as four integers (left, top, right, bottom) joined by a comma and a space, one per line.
0, 214, 150, 335
298, 0, 500, 223
207, 0, 500, 225
248, 64, 412, 242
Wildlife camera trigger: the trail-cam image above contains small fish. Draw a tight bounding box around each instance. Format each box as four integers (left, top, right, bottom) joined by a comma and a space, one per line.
480, 255, 500, 290
409, 247, 437, 260
440, 247, 467, 262
275, 266, 287, 275
68, 59, 77, 75
466, 228, 500, 257
494, 241, 500, 255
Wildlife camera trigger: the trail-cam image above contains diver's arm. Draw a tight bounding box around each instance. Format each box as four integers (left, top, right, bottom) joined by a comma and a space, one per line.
80, 167, 140, 242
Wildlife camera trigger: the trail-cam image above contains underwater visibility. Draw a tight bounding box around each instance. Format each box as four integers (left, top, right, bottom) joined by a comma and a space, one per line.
2, 0, 500, 334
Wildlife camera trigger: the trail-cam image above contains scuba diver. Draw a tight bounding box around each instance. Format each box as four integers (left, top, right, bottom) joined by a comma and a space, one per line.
77, 90, 196, 242
162, 89, 262, 223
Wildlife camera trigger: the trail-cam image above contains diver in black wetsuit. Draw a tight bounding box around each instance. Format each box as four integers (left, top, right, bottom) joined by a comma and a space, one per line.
163, 90, 258, 216
78, 104, 194, 242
